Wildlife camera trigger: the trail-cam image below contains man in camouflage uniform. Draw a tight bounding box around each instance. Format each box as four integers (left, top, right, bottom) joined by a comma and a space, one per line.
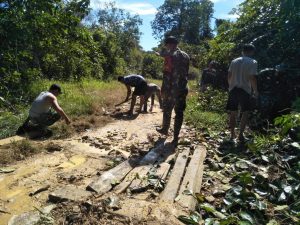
156, 36, 190, 146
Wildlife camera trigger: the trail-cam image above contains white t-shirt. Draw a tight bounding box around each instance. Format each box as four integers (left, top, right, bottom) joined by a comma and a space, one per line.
228, 56, 257, 94
29, 91, 53, 118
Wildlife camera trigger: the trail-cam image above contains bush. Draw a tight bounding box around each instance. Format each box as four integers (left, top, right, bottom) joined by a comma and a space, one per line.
197, 87, 228, 113
141, 53, 163, 79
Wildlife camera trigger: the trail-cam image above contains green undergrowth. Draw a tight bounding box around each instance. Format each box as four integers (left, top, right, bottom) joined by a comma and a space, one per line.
186, 87, 227, 133
178, 117, 300, 225
180, 93, 300, 224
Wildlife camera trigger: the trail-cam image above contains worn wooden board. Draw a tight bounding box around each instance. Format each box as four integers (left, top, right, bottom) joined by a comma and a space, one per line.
177, 146, 207, 210
129, 162, 171, 193
159, 148, 190, 202
114, 143, 164, 194
86, 158, 137, 194
155, 162, 171, 181
49, 186, 91, 203
128, 164, 153, 192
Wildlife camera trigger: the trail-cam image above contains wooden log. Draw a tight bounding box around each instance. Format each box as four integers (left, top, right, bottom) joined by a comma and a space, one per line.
159, 148, 190, 202
114, 143, 164, 194
177, 146, 207, 210
49, 186, 91, 203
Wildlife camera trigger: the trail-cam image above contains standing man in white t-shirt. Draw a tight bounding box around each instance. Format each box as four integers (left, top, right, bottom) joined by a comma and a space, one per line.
226, 44, 259, 141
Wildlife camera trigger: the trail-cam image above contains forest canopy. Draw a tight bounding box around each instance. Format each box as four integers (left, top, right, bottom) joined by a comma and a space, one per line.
0, 0, 299, 104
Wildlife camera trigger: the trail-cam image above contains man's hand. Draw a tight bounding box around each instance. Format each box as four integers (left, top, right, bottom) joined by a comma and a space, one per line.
65, 118, 71, 125
126, 109, 133, 116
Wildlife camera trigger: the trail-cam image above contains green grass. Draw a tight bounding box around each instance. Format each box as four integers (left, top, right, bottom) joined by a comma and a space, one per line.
0, 79, 126, 139
29, 79, 123, 116
0, 110, 28, 139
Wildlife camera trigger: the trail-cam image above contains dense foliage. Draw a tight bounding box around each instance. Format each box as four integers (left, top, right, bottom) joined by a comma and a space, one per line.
0, 0, 144, 104
201, 0, 300, 71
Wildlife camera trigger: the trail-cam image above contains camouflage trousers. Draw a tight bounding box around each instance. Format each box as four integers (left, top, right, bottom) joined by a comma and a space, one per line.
30, 111, 61, 127
17, 111, 61, 138
161, 88, 188, 139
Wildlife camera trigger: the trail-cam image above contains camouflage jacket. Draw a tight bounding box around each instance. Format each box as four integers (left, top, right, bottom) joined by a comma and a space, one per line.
161, 47, 190, 92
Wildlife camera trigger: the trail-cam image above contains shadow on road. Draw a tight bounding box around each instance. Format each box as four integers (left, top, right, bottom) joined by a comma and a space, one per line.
127, 137, 176, 168
110, 112, 139, 121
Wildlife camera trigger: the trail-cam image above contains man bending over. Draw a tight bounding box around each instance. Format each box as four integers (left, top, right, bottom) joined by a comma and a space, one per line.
143, 83, 163, 112
117, 74, 147, 115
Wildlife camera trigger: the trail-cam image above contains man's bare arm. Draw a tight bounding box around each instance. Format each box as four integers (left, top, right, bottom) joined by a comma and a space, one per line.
50, 96, 71, 124
125, 85, 131, 101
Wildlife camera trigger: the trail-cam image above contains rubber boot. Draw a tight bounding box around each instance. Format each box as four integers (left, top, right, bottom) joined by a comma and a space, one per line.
156, 110, 171, 135
172, 111, 184, 146
16, 117, 30, 136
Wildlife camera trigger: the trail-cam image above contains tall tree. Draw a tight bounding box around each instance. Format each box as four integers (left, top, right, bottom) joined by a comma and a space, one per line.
96, 2, 143, 76
151, 0, 214, 44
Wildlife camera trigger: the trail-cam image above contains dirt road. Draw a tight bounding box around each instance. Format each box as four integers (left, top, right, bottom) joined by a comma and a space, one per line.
0, 104, 206, 225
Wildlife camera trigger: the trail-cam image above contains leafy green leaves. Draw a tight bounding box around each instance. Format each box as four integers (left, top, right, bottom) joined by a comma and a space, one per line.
181, 111, 300, 225
178, 212, 201, 225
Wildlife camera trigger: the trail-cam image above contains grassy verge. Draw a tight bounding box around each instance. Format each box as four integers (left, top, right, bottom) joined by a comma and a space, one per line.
0, 139, 41, 165
0, 79, 126, 139
185, 86, 227, 134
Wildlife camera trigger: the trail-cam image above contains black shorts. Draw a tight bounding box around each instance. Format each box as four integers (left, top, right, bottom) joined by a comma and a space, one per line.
226, 87, 251, 112
133, 81, 147, 96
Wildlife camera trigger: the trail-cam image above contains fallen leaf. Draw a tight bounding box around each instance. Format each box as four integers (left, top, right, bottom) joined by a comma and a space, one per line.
0, 167, 16, 173
273, 205, 288, 211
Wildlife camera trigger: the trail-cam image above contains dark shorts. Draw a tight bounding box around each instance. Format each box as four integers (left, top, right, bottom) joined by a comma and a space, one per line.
133, 81, 147, 96
226, 87, 251, 112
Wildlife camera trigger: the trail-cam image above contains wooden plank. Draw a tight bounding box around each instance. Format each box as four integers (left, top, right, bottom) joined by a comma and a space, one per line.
49, 186, 91, 203
129, 162, 171, 193
177, 146, 207, 210
155, 162, 171, 180
86, 158, 137, 194
159, 148, 190, 202
127, 165, 152, 193
114, 143, 164, 194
